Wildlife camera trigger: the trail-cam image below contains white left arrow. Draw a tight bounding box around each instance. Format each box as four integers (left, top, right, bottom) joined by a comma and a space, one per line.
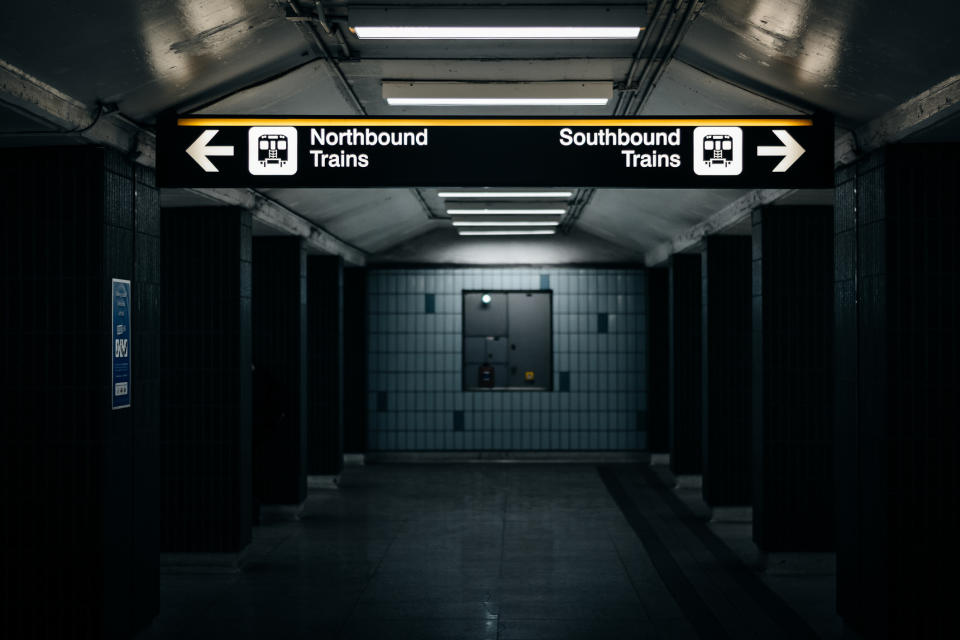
757, 129, 805, 173
186, 129, 234, 172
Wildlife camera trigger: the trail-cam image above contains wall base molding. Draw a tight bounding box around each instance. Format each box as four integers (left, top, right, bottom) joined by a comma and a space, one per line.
649, 453, 671, 466
343, 453, 365, 466
259, 501, 305, 522
160, 547, 249, 574
307, 475, 340, 489
710, 506, 753, 523
674, 474, 703, 490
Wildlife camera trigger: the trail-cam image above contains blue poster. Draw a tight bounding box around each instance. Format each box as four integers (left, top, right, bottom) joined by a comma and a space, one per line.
112, 278, 131, 410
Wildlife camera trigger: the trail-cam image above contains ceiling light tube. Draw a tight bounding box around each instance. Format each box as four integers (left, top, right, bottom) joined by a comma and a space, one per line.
350, 6, 647, 41
447, 208, 566, 215
355, 26, 641, 40
438, 191, 573, 199
387, 97, 608, 106
383, 81, 612, 107
452, 221, 560, 227
458, 230, 557, 236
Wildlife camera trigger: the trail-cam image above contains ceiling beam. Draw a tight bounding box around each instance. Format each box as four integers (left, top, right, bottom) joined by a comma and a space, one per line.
0, 56, 366, 265
188, 188, 365, 265
646, 73, 960, 266
644, 188, 793, 266
0, 58, 156, 165
283, 0, 365, 113
835, 73, 960, 166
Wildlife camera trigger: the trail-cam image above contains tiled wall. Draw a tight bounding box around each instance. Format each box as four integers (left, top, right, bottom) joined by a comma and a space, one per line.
366, 268, 647, 451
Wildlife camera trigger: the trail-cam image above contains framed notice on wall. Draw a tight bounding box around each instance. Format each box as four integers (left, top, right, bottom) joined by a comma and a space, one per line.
111, 278, 131, 410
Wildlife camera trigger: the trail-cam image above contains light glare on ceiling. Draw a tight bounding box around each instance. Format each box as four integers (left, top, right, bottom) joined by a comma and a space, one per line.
383, 81, 612, 107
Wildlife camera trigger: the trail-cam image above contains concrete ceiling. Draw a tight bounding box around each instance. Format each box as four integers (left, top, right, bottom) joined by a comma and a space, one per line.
676, 0, 960, 126
2, 0, 959, 264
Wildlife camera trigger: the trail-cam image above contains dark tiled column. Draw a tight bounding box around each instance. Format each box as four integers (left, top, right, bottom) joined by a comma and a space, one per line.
645, 267, 670, 454
130, 161, 162, 628
343, 267, 368, 455
0, 147, 160, 638
701, 236, 752, 507
252, 237, 307, 507
751, 205, 834, 551
669, 254, 703, 476
834, 144, 960, 637
307, 255, 344, 476
160, 207, 252, 554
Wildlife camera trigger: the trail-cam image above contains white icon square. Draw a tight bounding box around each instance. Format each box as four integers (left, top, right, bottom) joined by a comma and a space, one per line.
249, 127, 297, 175
693, 127, 742, 176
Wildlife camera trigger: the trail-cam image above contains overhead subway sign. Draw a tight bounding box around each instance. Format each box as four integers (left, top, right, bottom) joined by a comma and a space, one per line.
157, 116, 833, 189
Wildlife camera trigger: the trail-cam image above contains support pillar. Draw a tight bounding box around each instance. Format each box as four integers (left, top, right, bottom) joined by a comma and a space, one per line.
669, 254, 703, 477
160, 207, 252, 557
307, 255, 344, 478
343, 267, 368, 456
252, 237, 307, 509
646, 267, 670, 456
834, 144, 960, 637
701, 236, 752, 507
751, 205, 834, 550
0, 147, 160, 637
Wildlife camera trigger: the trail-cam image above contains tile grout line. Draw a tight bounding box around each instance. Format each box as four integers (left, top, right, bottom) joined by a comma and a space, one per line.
634, 465, 821, 640
598, 463, 666, 623
335, 515, 411, 640
627, 478, 774, 637
495, 472, 508, 640
597, 465, 733, 640
605, 527, 661, 622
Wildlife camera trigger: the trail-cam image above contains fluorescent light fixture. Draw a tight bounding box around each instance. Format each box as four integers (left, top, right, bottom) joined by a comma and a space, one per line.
447, 209, 566, 215
388, 97, 608, 106
452, 221, 560, 227
356, 26, 641, 40
438, 191, 573, 199
458, 230, 557, 236
350, 6, 646, 42
383, 81, 612, 107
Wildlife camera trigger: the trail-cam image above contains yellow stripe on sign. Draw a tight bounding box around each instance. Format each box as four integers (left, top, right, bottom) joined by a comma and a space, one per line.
177, 118, 814, 128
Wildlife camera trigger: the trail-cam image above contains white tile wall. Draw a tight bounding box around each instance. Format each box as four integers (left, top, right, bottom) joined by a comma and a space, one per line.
367, 268, 648, 450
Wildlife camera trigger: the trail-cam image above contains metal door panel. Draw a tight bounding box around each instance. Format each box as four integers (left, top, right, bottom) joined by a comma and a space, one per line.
507, 292, 552, 389
463, 292, 507, 336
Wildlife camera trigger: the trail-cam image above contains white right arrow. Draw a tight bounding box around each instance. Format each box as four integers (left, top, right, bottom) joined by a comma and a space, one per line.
186, 129, 234, 172
757, 129, 805, 172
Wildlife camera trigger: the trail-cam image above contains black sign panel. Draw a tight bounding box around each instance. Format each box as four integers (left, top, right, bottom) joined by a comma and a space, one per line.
157, 115, 833, 189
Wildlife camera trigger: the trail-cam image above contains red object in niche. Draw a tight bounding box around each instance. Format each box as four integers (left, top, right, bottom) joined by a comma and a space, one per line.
478, 364, 495, 388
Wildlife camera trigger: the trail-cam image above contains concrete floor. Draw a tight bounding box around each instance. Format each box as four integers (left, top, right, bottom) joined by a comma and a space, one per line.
138, 464, 855, 639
